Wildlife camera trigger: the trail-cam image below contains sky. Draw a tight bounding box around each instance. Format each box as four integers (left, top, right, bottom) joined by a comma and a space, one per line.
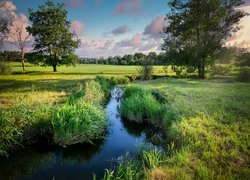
1, 0, 250, 58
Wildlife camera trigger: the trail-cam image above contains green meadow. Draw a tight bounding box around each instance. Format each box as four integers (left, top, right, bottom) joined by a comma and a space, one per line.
0, 63, 249, 179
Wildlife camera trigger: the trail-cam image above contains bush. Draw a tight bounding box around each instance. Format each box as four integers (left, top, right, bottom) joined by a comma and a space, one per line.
137, 57, 154, 80
52, 102, 106, 146
209, 64, 233, 76
0, 61, 11, 75
237, 67, 250, 82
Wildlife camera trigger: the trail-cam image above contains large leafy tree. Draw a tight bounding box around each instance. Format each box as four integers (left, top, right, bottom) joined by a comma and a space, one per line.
27, 0, 80, 72
163, 0, 246, 78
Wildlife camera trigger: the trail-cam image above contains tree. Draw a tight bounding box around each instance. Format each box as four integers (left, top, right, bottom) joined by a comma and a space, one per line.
9, 25, 30, 71
163, 0, 246, 78
137, 54, 154, 80
27, 0, 80, 72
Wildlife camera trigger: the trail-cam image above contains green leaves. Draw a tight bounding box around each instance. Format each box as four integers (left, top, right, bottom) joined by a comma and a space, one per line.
163, 0, 246, 78
27, 0, 80, 71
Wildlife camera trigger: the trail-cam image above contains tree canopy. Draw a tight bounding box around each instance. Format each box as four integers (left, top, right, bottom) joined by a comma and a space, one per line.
162, 0, 246, 78
27, 0, 80, 72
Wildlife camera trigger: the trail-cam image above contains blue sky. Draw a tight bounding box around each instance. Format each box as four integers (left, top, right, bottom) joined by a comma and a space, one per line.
7, 0, 170, 57
3, 0, 250, 57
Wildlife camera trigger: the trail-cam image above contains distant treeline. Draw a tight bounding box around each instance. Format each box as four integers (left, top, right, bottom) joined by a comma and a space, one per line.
1, 50, 167, 65
79, 52, 167, 65
0, 51, 22, 62
1, 48, 249, 67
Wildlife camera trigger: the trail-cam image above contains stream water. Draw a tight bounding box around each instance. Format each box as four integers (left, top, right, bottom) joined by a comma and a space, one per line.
0, 88, 163, 180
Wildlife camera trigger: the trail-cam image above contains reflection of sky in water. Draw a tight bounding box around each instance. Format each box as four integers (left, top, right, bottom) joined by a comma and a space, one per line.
0, 88, 163, 180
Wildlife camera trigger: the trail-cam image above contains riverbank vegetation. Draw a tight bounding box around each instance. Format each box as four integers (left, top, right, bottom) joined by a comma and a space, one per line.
0, 75, 129, 156
106, 78, 250, 179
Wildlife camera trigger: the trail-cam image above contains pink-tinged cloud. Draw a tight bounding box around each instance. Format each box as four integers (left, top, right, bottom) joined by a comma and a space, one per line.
113, 0, 143, 16
117, 33, 142, 48
111, 24, 131, 35
70, 20, 84, 35
226, 5, 250, 50
65, 0, 84, 8
0, 1, 16, 18
143, 16, 165, 39
0, 1, 33, 51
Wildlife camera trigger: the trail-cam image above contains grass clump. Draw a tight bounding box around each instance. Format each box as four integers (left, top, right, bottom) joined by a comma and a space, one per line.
0, 110, 23, 157
120, 86, 161, 124
0, 103, 52, 157
52, 101, 106, 146
103, 148, 167, 180
120, 86, 176, 127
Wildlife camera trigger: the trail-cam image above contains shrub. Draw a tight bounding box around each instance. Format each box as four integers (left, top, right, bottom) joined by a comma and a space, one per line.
237, 67, 250, 82
209, 64, 233, 76
52, 102, 106, 146
137, 57, 153, 80
0, 61, 11, 75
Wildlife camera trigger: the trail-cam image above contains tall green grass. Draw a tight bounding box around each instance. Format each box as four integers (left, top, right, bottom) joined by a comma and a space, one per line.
102, 148, 167, 180
120, 86, 176, 127
52, 102, 106, 146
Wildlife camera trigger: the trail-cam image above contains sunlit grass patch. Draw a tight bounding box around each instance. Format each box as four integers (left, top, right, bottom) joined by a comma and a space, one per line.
52, 102, 106, 146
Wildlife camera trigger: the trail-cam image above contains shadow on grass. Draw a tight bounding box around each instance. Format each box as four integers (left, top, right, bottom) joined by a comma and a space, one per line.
0, 78, 89, 93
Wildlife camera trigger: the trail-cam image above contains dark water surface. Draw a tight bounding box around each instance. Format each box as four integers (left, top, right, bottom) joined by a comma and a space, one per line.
0, 88, 163, 180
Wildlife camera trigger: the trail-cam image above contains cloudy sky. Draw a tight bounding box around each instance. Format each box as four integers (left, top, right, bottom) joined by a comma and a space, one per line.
1, 0, 250, 58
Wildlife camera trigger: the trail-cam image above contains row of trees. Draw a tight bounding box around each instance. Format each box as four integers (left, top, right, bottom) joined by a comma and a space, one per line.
80, 52, 167, 65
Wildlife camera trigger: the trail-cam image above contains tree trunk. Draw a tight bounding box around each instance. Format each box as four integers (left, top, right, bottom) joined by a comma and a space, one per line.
198, 60, 205, 79
21, 48, 25, 71
53, 64, 57, 72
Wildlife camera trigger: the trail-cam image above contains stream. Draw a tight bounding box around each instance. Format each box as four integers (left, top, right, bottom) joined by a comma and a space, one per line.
0, 88, 163, 180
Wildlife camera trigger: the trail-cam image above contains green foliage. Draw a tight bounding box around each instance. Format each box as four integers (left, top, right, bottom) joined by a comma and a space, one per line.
109, 76, 130, 85
137, 55, 154, 80
163, 0, 246, 78
141, 148, 167, 169
0, 60, 11, 74
120, 86, 159, 123
103, 148, 167, 180
52, 102, 106, 146
103, 154, 143, 180
209, 64, 234, 76
0, 102, 52, 157
237, 67, 250, 82
120, 86, 176, 127
27, 0, 80, 72
0, 110, 22, 157
0, 51, 22, 62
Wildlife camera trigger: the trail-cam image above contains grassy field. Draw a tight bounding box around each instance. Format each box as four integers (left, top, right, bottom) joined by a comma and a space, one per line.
106, 78, 250, 179
1, 63, 249, 178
